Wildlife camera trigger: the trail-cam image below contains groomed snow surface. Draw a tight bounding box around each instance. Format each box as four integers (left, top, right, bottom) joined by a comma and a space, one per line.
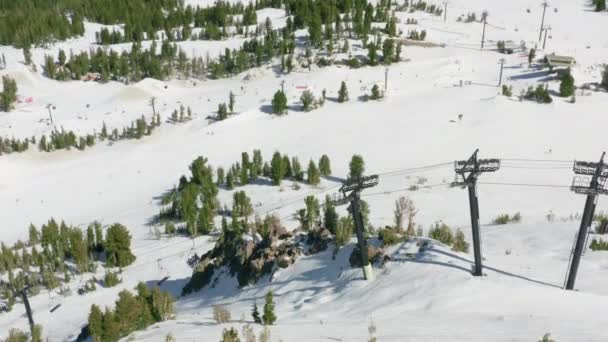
1, 0, 608, 340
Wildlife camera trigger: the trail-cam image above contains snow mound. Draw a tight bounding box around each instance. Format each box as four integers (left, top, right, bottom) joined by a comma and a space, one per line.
111, 78, 166, 102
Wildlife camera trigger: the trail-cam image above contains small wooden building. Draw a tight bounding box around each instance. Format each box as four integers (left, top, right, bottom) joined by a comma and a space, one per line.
545, 54, 576, 68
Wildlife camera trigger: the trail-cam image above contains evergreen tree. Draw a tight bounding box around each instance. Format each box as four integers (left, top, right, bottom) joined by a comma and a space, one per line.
323, 195, 338, 234
367, 43, 378, 66
1, 76, 18, 112
338, 81, 349, 103
271, 90, 287, 115
349, 155, 365, 180
28, 224, 40, 245
292, 157, 303, 181
528, 48, 536, 67
270, 151, 285, 185
88, 304, 104, 340
596, 0, 606, 11
262, 290, 276, 325
382, 39, 395, 65
282, 155, 293, 178
307, 160, 320, 185
104, 223, 136, 267
318, 155, 331, 177
559, 68, 575, 97
252, 302, 261, 324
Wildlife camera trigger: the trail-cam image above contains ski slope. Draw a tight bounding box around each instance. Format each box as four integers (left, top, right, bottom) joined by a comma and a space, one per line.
1, 0, 608, 340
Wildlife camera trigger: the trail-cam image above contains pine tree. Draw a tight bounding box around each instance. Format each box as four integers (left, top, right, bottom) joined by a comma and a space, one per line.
528, 48, 536, 67
367, 43, 378, 66
382, 39, 395, 65
88, 304, 104, 340
338, 81, 349, 103
270, 151, 286, 185
323, 196, 338, 234
1, 76, 18, 112
271, 90, 288, 115
318, 155, 331, 177
307, 160, 320, 185
292, 157, 303, 181
349, 155, 365, 180
559, 68, 575, 97
262, 290, 276, 325
28, 224, 40, 245
252, 302, 261, 324
104, 223, 136, 267
596, 0, 606, 11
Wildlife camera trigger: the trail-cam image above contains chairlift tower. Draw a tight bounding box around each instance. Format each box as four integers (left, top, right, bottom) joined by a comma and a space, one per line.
330, 175, 379, 280
480, 13, 488, 50
539, 1, 550, 43
1, 278, 35, 335
452, 149, 501, 276
565, 152, 608, 290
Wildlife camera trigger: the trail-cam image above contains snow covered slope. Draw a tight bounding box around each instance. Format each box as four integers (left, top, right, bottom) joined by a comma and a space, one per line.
1, 0, 608, 340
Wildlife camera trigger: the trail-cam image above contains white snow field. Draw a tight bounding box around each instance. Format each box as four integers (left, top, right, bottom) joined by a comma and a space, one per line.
1, 0, 608, 340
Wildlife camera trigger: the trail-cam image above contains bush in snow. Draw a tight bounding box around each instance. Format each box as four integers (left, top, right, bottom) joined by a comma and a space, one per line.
538, 333, 556, 342
300, 90, 316, 112
370, 84, 383, 100
103, 270, 122, 287
259, 326, 271, 342
590, 238, 608, 251
242, 324, 256, 342
452, 229, 469, 253
492, 212, 521, 225
338, 81, 349, 102
501, 85, 513, 97
335, 217, 354, 246
601, 64, 608, 90
213, 304, 232, 324
524, 85, 552, 104
221, 327, 240, 342
379, 227, 401, 246
428, 221, 453, 245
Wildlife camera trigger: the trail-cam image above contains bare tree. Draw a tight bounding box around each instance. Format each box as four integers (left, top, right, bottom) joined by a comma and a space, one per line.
394, 197, 418, 235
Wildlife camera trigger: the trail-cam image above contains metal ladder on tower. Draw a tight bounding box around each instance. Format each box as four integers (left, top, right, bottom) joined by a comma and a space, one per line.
563, 229, 591, 288
563, 231, 578, 289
